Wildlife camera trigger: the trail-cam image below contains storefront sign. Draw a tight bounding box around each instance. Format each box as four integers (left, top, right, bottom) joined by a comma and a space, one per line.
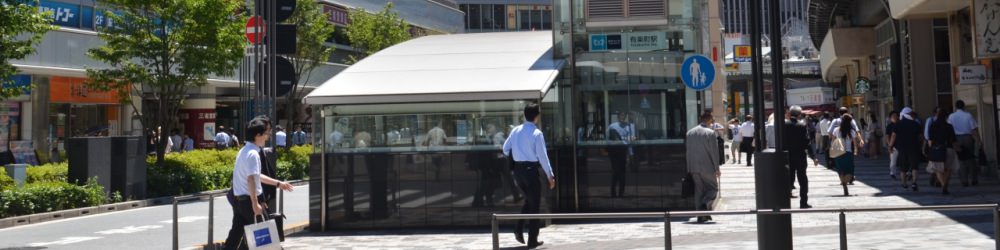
589, 32, 666, 52
974, 0, 1000, 58
625, 32, 666, 51
787, 87, 835, 107
681, 55, 716, 91
733, 45, 752, 62
322, 4, 350, 25
855, 77, 871, 94
179, 109, 217, 149
589, 34, 621, 51
10, 141, 38, 165
956, 64, 989, 85
49, 76, 121, 104
40, 0, 80, 28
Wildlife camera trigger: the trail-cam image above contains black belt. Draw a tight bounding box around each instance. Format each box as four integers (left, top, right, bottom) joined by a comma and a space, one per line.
513, 161, 540, 169
233, 194, 264, 201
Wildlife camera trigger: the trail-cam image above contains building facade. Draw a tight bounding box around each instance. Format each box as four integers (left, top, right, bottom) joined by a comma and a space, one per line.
809, 0, 998, 177
455, 0, 553, 33
2, 0, 461, 164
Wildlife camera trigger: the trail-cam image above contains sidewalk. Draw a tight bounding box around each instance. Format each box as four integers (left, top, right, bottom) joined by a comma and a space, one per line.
282, 153, 1000, 249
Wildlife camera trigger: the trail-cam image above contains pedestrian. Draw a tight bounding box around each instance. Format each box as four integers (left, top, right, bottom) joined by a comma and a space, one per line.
275, 125, 287, 149
948, 100, 981, 186
927, 108, 957, 195
292, 124, 307, 146
922, 107, 942, 187
223, 116, 294, 250
182, 134, 194, 152
502, 103, 555, 249
785, 106, 815, 208
765, 113, 776, 149
228, 128, 241, 148
729, 119, 742, 164
686, 112, 720, 223
886, 111, 899, 180
710, 115, 726, 164
832, 114, 861, 196
890, 107, 923, 192
818, 112, 832, 168
738, 115, 755, 166
827, 107, 864, 175
215, 125, 230, 150
606, 111, 633, 197
170, 129, 183, 153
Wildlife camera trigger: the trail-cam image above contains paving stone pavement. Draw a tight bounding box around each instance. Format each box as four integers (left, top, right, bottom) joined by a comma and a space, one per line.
283, 149, 1000, 250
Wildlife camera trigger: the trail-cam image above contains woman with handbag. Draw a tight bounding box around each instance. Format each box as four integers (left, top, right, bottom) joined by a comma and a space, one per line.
926, 109, 957, 195
831, 114, 861, 196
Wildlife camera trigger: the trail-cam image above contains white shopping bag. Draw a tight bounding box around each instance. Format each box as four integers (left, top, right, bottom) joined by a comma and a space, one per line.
244, 215, 281, 250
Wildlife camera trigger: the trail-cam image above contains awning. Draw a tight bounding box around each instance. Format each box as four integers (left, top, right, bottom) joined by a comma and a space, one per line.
304, 31, 565, 105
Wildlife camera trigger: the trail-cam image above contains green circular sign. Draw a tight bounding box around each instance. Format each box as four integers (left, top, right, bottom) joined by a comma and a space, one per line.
855, 77, 871, 94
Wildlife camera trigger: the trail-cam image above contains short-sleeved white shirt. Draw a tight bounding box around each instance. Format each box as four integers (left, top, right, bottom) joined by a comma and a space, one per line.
232, 143, 263, 196
947, 109, 978, 135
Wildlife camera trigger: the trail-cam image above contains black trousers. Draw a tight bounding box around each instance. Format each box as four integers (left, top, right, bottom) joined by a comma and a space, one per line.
512, 162, 543, 244
224, 194, 264, 250
608, 147, 628, 197
789, 155, 808, 206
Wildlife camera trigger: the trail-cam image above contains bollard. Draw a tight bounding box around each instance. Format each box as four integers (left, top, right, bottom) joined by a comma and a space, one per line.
994, 205, 999, 250
664, 212, 672, 250
839, 211, 847, 250
208, 193, 215, 250
173, 197, 179, 250
491, 214, 500, 250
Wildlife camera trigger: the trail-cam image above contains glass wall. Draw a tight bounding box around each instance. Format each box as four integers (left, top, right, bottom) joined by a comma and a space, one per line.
559, 0, 703, 211
310, 100, 560, 228
460, 4, 552, 32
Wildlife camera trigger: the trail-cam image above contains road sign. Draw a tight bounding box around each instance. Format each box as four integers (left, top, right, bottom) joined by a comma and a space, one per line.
734, 45, 752, 62
255, 56, 297, 97
681, 55, 716, 91
246, 16, 266, 44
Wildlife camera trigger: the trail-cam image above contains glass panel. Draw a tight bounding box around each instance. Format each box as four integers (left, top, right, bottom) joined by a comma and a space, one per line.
459, 4, 469, 30
480, 4, 494, 31
936, 64, 952, 93
542, 10, 552, 30
469, 4, 481, 29
933, 28, 950, 63
519, 10, 531, 30
493, 5, 506, 30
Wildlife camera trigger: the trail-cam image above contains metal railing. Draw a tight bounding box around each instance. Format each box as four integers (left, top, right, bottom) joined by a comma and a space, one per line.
171, 180, 305, 250
491, 204, 1000, 250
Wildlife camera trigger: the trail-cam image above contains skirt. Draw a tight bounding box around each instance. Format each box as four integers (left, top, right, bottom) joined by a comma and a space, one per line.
836, 153, 855, 175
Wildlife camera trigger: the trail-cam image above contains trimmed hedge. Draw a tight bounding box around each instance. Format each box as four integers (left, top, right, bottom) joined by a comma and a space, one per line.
0, 178, 117, 218
0, 168, 13, 191
26, 162, 68, 183
147, 145, 312, 197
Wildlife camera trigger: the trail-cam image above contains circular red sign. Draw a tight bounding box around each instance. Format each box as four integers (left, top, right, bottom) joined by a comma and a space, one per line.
245, 16, 266, 44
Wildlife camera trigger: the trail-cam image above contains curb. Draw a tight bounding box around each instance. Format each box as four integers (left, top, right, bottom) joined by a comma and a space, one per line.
197, 221, 310, 249
0, 180, 308, 230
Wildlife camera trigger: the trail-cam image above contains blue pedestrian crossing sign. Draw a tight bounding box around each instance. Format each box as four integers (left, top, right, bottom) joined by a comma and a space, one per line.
681, 55, 716, 91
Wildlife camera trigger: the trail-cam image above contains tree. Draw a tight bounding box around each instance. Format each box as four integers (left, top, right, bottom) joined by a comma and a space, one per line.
85, 0, 246, 164
0, 0, 56, 100
283, 0, 335, 128
345, 2, 411, 64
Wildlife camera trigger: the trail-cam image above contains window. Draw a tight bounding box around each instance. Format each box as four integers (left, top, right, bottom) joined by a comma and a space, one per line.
469, 4, 481, 29
542, 10, 552, 30
493, 5, 507, 30
519, 10, 531, 30
480, 5, 494, 31
460, 4, 469, 29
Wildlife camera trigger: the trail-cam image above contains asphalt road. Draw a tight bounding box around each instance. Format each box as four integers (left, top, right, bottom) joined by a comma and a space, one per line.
0, 184, 309, 250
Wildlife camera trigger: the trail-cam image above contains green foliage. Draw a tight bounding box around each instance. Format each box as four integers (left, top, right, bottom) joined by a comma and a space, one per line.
0, 0, 56, 100
0, 168, 14, 191
284, 0, 337, 126
26, 162, 68, 183
0, 178, 109, 218
345, 2, 411, 64
146, 146, 311, 197
86, 0, 247, 164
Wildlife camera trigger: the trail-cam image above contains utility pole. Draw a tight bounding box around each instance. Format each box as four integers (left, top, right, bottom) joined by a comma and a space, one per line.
750, 0, 792, 249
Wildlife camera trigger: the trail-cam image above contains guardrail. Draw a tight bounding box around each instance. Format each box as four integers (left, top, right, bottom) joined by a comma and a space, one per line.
491, 204, 1000, 250
171, 180, 306, 250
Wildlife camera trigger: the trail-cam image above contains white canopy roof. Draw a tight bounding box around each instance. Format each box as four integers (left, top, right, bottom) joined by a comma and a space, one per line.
304, 31, 564, 105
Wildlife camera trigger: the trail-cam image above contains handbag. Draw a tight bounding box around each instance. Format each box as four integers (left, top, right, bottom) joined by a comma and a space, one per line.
244, 214, 282, 250
681, 173, 695, 198
829, 136, 847, 158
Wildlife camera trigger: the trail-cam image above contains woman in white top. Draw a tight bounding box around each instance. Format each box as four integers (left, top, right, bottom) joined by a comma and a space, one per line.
832, 114, 862, 196
729, 119, 742, 164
